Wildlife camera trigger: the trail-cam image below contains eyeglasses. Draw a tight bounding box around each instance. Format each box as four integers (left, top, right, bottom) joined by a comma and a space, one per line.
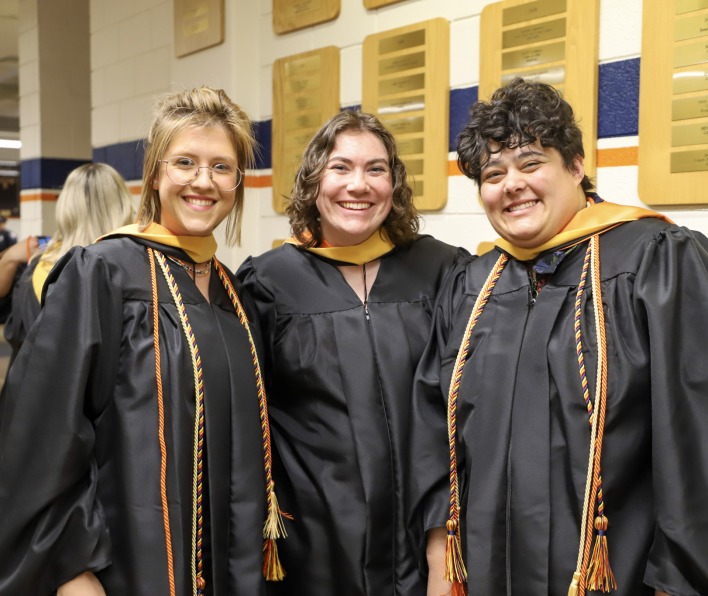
160, 156, 243, 192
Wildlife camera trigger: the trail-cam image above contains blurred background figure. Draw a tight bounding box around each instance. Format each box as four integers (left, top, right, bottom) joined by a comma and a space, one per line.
3, 162, 134, 362
0, 215, 17, 254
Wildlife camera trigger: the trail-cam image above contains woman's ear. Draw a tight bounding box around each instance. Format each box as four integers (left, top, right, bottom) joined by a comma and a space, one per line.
571, 155, 585, 183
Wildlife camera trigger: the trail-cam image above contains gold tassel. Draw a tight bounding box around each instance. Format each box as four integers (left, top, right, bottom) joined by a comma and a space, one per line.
262, 490, 292, 581
586, 516, 617, 592
262, 538, 285, 581
568, 571, 582, 596
444, 519, 468, 593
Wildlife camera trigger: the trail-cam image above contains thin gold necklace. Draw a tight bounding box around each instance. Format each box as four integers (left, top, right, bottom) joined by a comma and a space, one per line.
167, 255, 211, 276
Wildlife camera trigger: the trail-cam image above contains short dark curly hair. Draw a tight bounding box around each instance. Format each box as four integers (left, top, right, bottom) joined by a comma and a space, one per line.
287, 110, 419, 248
456, 78, 594, 192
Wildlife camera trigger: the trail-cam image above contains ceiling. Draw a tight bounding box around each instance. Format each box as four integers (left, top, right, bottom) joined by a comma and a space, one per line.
0, 0, 19, 134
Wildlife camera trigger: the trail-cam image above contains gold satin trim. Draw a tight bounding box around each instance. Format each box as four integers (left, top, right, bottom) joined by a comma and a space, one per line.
100, 223, 217, 263
495, 201, 672, 261
31, 259, 53, 302
285, 229, 395, 266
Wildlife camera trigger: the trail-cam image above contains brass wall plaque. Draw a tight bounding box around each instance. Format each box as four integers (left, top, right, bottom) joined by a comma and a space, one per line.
174, 0, 224, 58
502, 0, 566, 26
362, 18, 450, 211
674, 39, 708, 68
672, 94, 708, 119
676, 0, 708, 14
675, 13, 708, 41
272, 47, 340, 212
480, 0, 599, 177
501, 65, 565, 85
672, 122, 708, 145
364, 0, 405, 7
273, 0, 340, 34
502, 18, 566, 49
671, 148, 708, 172
502, 41, 565, 70
639, 0, 708, 204
673, 68, 708, 93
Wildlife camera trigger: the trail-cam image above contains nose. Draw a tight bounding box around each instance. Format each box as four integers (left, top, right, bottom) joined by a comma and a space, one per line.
346, 169, 369, 193
503, 170, 526, 194
191, 166, 214, 188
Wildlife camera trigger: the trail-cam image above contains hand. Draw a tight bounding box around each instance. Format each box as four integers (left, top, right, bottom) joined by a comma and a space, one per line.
1, 236, 38, 265
57, 572, 106, 596
427, 526, 453, 596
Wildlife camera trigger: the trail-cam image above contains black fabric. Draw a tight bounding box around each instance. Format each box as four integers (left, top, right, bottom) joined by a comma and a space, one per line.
411, 218, 708, 595
238, 235, 468, 596
0, 237, 267, 595
3, 258, 39, 363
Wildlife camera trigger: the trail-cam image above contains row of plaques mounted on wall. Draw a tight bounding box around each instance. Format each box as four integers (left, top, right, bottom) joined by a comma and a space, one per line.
272, 0, 601, 213
271, 0, 708, 211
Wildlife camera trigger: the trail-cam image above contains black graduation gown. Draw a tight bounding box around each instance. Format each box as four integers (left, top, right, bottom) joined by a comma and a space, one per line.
0, 236, 267, 595
238, 235, 467, 596
411, 218, 708, 595
3, 257, 40, 363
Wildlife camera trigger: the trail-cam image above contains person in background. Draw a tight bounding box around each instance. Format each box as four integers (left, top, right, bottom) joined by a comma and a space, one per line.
3, 162, 134, 360
0, 215, 17, 253
238, 110, 469, 595
412, 77, 708, 596
0, 87, 286, 595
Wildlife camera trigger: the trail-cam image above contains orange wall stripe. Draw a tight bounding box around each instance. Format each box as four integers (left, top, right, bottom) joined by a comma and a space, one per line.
595, 146, 638, 167
20, 192, 59, 202
246, 174, 272, 188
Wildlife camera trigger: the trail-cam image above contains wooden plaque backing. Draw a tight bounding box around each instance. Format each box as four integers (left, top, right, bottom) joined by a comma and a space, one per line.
272, 47, 340, 213
174, 0, 224, 58
273, 0, 340, 34
479, 0, 600, 178
364, 0, 406, 8
362, 18, 450, 211
638, 0, 708, 205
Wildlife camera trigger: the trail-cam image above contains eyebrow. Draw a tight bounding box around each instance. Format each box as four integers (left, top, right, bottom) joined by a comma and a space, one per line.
327, 156, 389, 166
483, 148, 545, 169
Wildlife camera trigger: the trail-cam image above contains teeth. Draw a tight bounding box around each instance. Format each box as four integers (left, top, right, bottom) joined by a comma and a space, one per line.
507, 200, 537, 213
185, 197, 215, 207
340, 202, 371, 210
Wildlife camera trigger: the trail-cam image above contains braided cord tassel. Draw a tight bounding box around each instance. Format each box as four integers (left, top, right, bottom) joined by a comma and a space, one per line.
214, 260, 290, 581
154, 251, 207, 594
584, 235, 616, 593
445, 253, 508, 593
148, 249, 177, 596
567, 236, 616, 595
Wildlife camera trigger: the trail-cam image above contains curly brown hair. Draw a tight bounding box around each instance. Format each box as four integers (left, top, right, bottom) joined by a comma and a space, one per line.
456, 78, 594, 192
287, 110, 419, 248
137, 87, 256, 245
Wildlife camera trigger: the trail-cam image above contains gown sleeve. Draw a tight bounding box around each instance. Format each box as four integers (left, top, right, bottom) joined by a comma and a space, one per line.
0, 247, 121, 593
236, 256, 277, 382
407, 257, 472, 570
635, 226, 708, 594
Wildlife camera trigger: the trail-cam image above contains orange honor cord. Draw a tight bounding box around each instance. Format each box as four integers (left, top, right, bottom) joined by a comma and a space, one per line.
445, 252, 508, 594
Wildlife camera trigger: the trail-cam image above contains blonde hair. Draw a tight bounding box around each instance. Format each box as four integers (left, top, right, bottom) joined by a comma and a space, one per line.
137, 87, 257, 245
40, 163, 134, 266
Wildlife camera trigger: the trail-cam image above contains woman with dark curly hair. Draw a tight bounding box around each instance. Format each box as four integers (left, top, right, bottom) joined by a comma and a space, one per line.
238, 110, 468, 595
412, 77, 708, 596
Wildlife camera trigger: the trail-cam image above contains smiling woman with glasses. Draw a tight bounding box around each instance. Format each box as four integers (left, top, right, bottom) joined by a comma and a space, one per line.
0, 87, 285, 596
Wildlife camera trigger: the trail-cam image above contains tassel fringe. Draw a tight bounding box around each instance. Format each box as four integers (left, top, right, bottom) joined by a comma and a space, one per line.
262, 489, 292, 581
568, 571, 582, 596
444, 519, 468, 589
586, 516, 617, 592
262, 538, 285, 581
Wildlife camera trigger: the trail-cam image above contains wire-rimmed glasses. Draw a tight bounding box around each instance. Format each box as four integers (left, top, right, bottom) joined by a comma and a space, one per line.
160, 156, 243, 192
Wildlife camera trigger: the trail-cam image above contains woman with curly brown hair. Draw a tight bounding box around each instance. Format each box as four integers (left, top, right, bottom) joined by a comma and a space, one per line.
238, 110, 468, 595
